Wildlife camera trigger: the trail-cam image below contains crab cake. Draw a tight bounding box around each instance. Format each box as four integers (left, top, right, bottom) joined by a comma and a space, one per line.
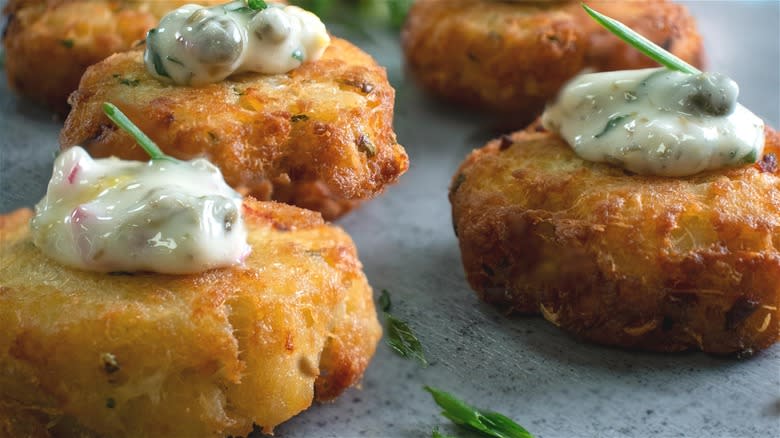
402, 0, 587, 123
402, 0, 703, 121
0, 199, 381, 436
449, 126, 780, 354
2, 1, 225, 114
59, 38, 408, 220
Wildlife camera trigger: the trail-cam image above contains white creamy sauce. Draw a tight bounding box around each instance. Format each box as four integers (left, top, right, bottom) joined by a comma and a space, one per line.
31, 147, 250, 274
145, 1, 330, 86
542, 68, 765, 176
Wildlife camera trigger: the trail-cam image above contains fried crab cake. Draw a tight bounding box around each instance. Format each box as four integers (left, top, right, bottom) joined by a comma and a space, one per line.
449, 126, 780, 354
60, 38, 409, 220
402, 0, 703, 121
0, 199, 381, 436
2, 0, 224, 114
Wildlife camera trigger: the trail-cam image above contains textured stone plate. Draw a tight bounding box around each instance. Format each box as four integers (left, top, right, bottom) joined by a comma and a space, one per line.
1, 2, 778, 437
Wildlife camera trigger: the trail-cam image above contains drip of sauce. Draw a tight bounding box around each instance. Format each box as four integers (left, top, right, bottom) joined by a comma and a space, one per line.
542, 68, 765, 176
31, 147, 250, 274
144, 1, 330, 86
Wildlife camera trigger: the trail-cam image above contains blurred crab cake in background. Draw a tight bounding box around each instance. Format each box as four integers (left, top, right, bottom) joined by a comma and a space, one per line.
59, 1, 408, 220
402, 0, 703, 123
578, 0, 702, 72
1, 0, 225, 113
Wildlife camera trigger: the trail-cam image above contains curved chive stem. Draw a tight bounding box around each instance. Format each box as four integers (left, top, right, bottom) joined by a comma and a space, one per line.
582, 3, 701, 75
102, 102, 177, 162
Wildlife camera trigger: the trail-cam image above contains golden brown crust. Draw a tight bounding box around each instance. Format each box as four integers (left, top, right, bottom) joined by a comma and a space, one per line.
0, 198, 381, 436
2, 1, 225, 113
59, 38, 408, 220
402, 0, 704, 121
450, 127, 780, 354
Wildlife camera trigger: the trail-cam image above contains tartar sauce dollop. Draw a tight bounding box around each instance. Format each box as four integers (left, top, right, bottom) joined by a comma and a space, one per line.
145, 1, 330, 86
31, 147, 250, 274
542, 68, 765, 176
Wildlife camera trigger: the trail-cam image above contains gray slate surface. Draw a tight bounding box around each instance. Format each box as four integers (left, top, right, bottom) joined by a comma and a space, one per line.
1, 1, 778, 437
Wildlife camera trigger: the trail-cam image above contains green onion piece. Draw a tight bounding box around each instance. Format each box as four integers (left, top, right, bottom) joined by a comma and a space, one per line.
102, 102, 177, 162
247, 0, 268, 10
425, 386, 534, 438
380, 290, 427, 366
595, 114, 631, 139
432, 427, 457, 438
582, 3, 700, 74
741, 149, 758, 164
386, 314, 427, 366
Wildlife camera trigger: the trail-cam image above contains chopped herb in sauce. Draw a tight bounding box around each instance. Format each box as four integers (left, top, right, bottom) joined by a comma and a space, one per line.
145, 29, 170, 78
595, 114, 631, 139
60, 39, 74, 48
166, 56, 185, 67
742, 149, 758, 164
151, 50, 169, 78
228, 6, 253, 14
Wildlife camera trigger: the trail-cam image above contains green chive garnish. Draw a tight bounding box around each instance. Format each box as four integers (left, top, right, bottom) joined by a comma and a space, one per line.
102, 102, 178, 162
582, 3, 700, 74
380, 290, 428, 367
247, 0, 268, 10
425, 386, 535, 438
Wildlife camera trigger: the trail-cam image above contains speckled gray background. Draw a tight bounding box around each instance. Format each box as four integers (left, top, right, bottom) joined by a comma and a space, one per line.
1, 2, 779, 437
